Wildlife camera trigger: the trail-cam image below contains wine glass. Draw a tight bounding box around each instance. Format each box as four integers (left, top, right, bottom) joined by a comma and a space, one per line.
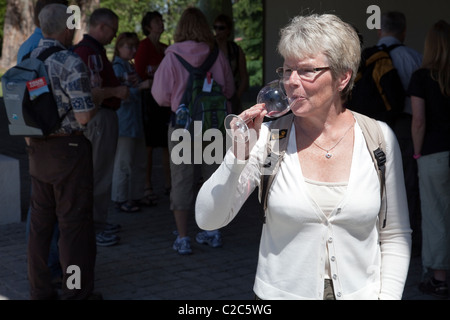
224, 79, 291, 142
88, 55, 103, 73
146, 65, 154, 79
88, 55, 103, 88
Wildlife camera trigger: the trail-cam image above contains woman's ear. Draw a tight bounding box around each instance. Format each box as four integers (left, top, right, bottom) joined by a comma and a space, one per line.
337, 69, 352, 92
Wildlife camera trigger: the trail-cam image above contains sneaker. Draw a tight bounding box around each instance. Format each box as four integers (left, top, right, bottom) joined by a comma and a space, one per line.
96, 231, 120, 247
102, 223, 121, 235
195, 230, 223, 248
173, 236, 192, 255
419, 277, 449, 299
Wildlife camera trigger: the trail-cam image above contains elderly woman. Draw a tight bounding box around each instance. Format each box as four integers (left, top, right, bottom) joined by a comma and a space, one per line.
195, 14, 411, 300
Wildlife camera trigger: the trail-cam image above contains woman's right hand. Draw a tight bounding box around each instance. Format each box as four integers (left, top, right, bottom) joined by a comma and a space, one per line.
231, 103, 267, 160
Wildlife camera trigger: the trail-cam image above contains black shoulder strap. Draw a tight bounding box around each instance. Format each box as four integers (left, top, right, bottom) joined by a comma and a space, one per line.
21, 45, 64, 62
384, 43, 404, 53
258, 113, 294, 222
37, 46, 64, 61
174, 45, 220, 106
175, 45, 220, 75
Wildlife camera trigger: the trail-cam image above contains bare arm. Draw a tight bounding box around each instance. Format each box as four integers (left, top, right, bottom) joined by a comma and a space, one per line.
411, 96, 426, 155
92, 85, 129, 102
74, 108, 98, 125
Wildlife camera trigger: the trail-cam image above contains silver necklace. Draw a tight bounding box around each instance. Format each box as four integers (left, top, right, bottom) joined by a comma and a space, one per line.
301, 122, 355, 159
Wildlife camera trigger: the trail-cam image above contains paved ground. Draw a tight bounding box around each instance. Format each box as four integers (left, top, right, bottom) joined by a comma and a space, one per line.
0, 98, 446, 301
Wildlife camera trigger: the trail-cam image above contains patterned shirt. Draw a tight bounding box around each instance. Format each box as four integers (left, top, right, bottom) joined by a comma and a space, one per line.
30, 39, 95, 134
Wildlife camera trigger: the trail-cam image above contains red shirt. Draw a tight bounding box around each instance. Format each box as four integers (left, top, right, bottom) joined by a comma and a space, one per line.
73, 35, 121, 110
134, 37, 167, 80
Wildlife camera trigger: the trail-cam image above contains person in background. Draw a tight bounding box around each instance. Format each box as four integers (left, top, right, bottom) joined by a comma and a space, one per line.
196, 13, 411, 299
17, 0, 69, 63
73, 8, 129, 247
408, 20, 450, 299
111, 32, 152, 212
152, 7, 235, 255
134, 11, 171, 203
18, 0, 69, 290
213, 13, 249, 114
377, 12, 423, 253
27, 3, 99, 299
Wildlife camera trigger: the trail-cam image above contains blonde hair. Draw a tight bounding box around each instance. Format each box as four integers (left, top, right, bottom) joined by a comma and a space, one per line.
422, 20, 450, 97
113, 32, 139, 61
173, 7, 215, 49
277, 14, 361, 101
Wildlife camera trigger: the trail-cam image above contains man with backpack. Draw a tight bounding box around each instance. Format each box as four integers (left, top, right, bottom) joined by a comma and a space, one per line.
25, 3, 98, 299
349, 11, 422, 252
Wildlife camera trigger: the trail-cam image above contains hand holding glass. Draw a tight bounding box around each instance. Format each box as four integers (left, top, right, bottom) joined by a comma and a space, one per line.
224, 79, 291, 142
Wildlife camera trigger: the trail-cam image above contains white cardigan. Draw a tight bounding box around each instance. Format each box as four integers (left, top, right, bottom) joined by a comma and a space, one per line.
195, 119, 412, 300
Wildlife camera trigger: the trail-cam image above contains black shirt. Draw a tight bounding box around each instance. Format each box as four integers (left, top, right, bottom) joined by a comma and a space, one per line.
407, 68, 450, 155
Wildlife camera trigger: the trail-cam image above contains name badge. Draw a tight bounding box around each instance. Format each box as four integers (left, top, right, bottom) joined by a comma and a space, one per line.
202, 72, 213, 92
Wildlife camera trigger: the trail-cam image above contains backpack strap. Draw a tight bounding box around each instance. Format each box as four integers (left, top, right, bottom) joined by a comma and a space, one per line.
37, 46, 64, 61
175, 44, 220, 75
258, 113, 294, 222
351, 111, 387, 228
174, 45, 220, 113
21, 45, 64, 62
259, 111, 388, 229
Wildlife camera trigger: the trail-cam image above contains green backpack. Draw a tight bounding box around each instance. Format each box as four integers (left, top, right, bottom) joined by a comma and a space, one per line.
174, 46, 228, 136
258, 111, 387, 228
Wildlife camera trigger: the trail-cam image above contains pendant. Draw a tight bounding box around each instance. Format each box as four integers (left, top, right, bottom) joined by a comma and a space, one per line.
325, 152, 332, 159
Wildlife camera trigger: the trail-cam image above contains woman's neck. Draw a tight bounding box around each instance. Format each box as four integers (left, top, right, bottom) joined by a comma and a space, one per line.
148, 33, 160, 45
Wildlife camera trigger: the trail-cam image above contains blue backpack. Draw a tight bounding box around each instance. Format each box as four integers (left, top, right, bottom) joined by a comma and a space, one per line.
2, 46, 67, 136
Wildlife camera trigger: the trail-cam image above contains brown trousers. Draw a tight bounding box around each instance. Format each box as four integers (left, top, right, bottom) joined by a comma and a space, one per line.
27, 135, 96, 300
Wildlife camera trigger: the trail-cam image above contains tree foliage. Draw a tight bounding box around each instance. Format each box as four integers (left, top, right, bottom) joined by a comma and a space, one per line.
100, 0, 197, 45
233, 0, 263, 86
0, 0, 262, 85
99, 0, 262, 86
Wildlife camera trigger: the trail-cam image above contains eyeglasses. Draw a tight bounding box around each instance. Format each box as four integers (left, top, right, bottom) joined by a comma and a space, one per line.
213, 25, 227, 31
276, 66, 331, 81
104, 23, 118, 35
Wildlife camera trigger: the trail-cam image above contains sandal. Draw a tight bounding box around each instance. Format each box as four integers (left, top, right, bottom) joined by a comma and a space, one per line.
137, 196, 157, 207
144, 187, 159, 201
119, 202, 140, 213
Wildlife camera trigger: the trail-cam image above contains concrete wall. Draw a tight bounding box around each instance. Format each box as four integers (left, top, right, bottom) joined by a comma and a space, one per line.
263, 0, 449, 83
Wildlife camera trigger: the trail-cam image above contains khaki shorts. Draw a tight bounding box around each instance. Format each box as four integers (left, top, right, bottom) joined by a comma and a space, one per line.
168, 124, 222, 211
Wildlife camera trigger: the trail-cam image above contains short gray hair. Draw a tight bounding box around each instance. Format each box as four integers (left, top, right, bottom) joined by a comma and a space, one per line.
277, 14, 361, 101
89, 8, 118, 28
38, 3, 69, 36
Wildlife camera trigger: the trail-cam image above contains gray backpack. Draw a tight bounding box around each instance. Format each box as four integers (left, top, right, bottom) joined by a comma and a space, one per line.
258, 111, 387, 228
2, 46, 66, 136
